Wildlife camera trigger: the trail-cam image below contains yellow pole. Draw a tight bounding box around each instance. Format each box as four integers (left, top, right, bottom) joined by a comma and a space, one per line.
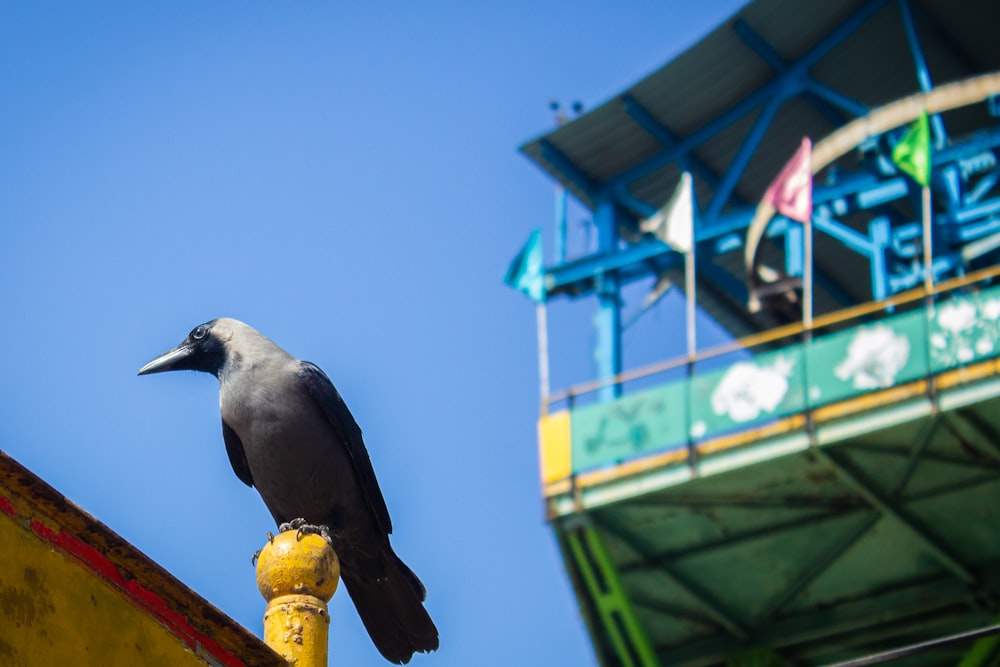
255, 530, 340, 666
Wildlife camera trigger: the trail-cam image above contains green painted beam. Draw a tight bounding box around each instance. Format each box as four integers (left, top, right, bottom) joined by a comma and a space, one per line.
958, 618, 1000, 667
552, 528, 613, 667
566, 525, 661, 667
595, 517, 750, 641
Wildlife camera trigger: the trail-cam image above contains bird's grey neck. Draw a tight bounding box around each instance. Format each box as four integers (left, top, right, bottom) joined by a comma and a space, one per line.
217, 338, 294, 386
217, 350, 245, 383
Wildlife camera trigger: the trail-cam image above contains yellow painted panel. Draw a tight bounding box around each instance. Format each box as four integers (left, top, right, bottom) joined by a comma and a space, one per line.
538, 411, 571, 485
0, 511, 215, 667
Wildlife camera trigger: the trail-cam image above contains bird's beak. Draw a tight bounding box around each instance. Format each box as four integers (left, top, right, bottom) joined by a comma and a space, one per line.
137, 344, 193, 376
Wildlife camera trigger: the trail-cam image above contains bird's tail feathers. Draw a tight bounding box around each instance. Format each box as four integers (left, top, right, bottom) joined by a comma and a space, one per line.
391, 550, 427, 601
342, 547, 439, 664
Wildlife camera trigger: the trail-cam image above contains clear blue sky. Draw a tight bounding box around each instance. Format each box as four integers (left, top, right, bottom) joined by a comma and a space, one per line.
0, 2, 743, 665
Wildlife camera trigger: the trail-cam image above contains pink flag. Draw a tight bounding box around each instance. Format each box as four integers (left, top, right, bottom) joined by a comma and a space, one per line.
764, 137, 812, 224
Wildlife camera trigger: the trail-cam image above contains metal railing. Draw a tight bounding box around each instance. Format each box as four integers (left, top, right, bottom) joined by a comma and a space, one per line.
545, 263, 1000, 415
822, 622, 1000, 667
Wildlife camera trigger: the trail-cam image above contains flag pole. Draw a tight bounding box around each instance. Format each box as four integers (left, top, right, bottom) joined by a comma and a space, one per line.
684, 241, 698, 471
804, 214, 814, 331
685, 246, 696, 361
536, 301, 551, 410
922, 184, 933, 295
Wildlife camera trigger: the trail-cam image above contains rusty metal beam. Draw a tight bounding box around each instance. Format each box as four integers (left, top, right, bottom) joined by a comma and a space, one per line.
942, 410, 1000, 465
626, 494, 863, 509
841, 442, 1000, 473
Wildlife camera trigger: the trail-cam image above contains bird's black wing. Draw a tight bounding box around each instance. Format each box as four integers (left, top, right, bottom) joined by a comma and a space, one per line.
221, 419, 255, 488
298, 361, 392, 535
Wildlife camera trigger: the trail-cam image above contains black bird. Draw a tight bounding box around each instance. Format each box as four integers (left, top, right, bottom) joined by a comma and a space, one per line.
138, 318, 438, 664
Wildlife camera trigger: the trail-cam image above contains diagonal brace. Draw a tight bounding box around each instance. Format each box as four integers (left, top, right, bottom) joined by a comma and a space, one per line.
595, 517, 750, 641
817, 447, 977, 585
756, 512, 881, 623
733, 18, 866, 124
942, 410, 1000, 465
890, 416, 938, 498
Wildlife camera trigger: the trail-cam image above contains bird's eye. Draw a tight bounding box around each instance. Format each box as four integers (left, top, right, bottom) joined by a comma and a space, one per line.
192, 326, 208, 340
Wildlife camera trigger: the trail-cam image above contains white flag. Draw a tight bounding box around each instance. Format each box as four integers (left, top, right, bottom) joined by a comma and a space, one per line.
641, 172, 693, 253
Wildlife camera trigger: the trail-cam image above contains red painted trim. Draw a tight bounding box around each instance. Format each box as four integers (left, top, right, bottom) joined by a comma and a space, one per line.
0, 494, 16, 517
0, 496, 245, 667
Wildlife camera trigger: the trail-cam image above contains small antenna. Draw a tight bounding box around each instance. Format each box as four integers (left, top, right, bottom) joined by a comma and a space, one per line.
550, 100, 567, 126
550, 100, 585, 127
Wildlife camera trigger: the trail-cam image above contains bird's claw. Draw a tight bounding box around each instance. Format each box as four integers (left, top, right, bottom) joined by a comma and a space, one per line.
296, 523, 332, 544
250, 529, 280, 566
277, 517, 335, 547
278, 517, 308, 533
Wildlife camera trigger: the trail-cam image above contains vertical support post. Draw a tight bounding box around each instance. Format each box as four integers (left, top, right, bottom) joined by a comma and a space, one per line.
547, 164, 564, 413
920, 183, 939, 408
256, 530, 340, 667
802, 214, 816, 439
897, 0, 946, 148
869, 216, 891, 301
803, 215, 814, 331
923, 185, 933, 294
537, 302, 550, 410
786, 223, 804, 277
555, 186, 568, 264
685, 243, 698, 470
553, 104, 569, 264
594, 196, 622, 402
685, 246, 697, 361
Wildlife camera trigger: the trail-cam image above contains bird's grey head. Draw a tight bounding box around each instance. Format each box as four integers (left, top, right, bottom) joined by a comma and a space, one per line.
137, 318, 253, 378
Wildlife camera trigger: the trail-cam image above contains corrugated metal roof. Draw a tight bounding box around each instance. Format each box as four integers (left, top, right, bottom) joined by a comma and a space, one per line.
522, 0, 999, 210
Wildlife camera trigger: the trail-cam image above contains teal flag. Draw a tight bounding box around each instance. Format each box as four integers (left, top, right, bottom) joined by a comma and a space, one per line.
892, 110, 931, 186
504, 229, 545, 301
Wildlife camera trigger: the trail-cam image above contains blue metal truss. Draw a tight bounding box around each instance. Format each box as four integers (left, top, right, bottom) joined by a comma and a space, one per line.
523, 0, 1000, 395
548, 127, 1000, 294
605, 0, 890, 214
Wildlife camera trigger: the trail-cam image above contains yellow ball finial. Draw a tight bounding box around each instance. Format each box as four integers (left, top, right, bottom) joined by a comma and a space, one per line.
256, 531, 340, 602
255, 530, 340, 666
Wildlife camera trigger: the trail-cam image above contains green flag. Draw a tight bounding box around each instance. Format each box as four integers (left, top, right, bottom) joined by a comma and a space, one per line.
892, 110, 931, 186
504, 229, 545, 302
